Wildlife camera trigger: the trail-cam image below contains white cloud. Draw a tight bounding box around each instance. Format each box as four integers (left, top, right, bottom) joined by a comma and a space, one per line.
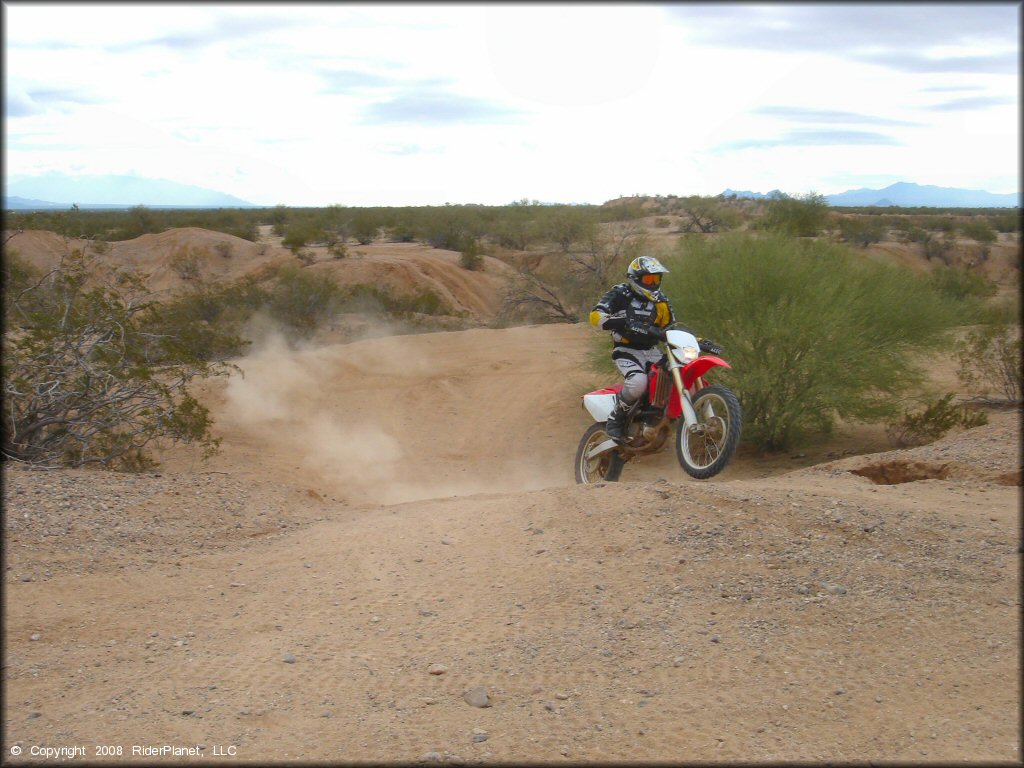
3, 3, 1019, 204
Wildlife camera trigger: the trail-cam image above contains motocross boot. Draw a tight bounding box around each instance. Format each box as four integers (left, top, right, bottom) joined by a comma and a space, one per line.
605, 395, 634, 442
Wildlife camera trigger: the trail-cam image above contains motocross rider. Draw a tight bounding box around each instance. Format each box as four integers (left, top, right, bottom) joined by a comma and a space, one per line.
589, 256, 675, 441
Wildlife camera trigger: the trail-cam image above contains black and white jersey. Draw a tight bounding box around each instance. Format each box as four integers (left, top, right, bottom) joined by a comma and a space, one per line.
589, 283, 675, 350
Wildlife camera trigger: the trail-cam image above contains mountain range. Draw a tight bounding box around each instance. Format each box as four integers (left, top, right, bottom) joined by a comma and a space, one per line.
4, 173, 256, 209
2, 174, 1017, 210
722, 182, 1019, 208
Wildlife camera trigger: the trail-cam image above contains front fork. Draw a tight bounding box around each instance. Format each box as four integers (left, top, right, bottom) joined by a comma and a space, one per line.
667, 349, 700, 430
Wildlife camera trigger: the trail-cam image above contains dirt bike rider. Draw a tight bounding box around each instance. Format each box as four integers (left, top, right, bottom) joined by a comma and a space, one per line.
589, 256, 675, 441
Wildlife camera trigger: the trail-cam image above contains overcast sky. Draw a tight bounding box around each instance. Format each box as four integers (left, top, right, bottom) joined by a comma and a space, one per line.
3, 2, 1020, 206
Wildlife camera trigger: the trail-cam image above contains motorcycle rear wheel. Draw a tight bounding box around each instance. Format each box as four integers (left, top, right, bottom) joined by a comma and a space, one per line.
574, 422, 626, 484
676, 384, 742, 479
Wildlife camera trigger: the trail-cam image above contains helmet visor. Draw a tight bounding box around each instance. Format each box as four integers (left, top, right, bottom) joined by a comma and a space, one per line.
640, 273, 662, 288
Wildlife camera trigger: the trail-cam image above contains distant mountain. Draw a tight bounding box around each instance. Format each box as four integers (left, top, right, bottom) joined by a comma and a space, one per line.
719, 182, 1018, 208
825, 182, 1018, 208
4, 173, 257, 209
720, 188, 786, 200
4, 196, 67, 211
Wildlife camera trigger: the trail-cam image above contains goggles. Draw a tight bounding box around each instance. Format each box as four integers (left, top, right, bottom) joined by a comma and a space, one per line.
640, 273, 662, 287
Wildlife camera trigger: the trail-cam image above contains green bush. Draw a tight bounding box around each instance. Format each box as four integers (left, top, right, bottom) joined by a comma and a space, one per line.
265, 265, 345, 335
150, 280, 256, 361
282, 222, 325, 254
351, 213, 380, 245
678, 196, 743, 233
960, 219, 998, 245
342, 284, 452, 317
956, 299, 1022, 402
661, 232, 968, 451
836, 216, 888, 248
460, 238, 485, 271
986, 212, 1021, 234
928, 266, 997, 303
761, 192, 830, 237
886, 393, 988, 447
2, 248, 231, 468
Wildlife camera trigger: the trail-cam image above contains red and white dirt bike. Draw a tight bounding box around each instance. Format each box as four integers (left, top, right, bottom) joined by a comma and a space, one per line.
575, 327, 742, 483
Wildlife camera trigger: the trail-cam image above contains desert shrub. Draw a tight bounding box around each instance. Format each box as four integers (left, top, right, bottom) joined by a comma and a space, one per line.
896, 223, 927, 244
920, 215, 958, 235
420, 212, 470, 251
987, 211, 1022, 234
541, 207, 600, 253
351, 213, 380, 245
215, 241, 233, 259
342, 284, 452, 317
928, 266, 997, 303
265, 265, 345, 336
118, 205, 161, 239
921, 231, 957, 265
960, 218, 999, 261
761, 192, 830, 237
836, 216, 888, 248
386, 222, 417, 243
885, 393, 988, 447
282, 222, 320, 254
956, 300, 1022, 402
960, 219, 998, 245
153, 281, 258, 361
328, 242, 348, 259
169, 247, 200, 280
2, 248, 231, 468
598, 199, 647, 222
390, 288, 450, 316
678, 196, 743, 234
660, 232, 966, 451
654, 217, 671, 228
2, 250, 44, 325
460, 239, 484, 271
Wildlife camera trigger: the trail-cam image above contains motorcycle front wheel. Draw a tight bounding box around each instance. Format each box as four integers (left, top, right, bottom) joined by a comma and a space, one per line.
676, 384, 742, 480
574, 422, 625, 484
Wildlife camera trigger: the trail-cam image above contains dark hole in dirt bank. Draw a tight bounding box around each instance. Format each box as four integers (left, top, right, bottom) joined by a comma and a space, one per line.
851, 460, 951, 485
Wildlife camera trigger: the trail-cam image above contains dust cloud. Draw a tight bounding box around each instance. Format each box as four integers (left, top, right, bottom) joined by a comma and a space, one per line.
218, 322, 572, 506
221, 327, 407, 504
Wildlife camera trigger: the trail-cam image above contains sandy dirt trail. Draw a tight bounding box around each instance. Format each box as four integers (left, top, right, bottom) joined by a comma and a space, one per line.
3, 324, 1020, 764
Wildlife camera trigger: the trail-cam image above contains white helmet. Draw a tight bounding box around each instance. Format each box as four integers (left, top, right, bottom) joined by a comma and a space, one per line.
627, 256, 669, 301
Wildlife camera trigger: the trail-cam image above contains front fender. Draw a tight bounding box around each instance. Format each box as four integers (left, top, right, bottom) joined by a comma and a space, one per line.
681, 355, 730, 389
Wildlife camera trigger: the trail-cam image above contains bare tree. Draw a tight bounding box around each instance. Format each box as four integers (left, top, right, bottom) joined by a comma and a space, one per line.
573, 222, 648, 284
678, 196, 742, 234
500, 223, 650, 325
499, 269, 582, 324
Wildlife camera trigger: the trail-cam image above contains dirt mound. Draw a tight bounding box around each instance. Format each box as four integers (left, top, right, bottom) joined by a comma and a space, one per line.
306, 244, 516, 320
104, 227, 289, 293
2, 229, 79, 272
2, 227, 293, 294
3, 228, 517, 322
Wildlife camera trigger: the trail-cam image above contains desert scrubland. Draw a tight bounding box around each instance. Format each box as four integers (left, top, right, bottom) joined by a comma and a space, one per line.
3, 197, 1020, 763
